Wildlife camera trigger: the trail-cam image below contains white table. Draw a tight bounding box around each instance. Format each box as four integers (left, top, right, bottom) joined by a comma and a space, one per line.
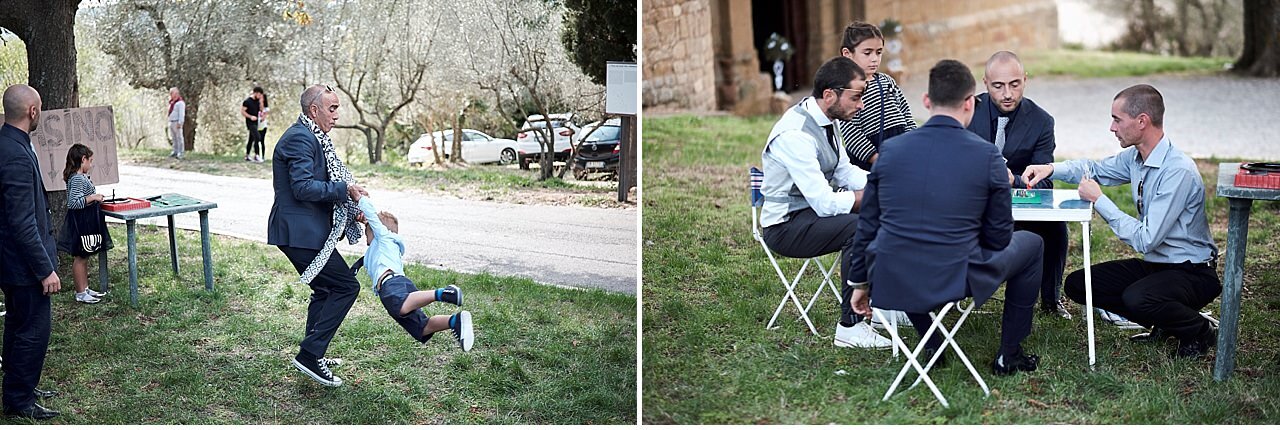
1010, 189, 1097, 368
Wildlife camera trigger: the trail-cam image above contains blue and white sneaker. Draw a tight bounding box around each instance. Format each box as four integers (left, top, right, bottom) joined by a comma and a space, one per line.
451, 311, 474, 352
439, 285, 463, 307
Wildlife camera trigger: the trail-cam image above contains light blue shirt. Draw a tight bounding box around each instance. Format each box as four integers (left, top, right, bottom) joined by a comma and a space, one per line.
358, 197, 406, 291
1050, 135, 1216, 264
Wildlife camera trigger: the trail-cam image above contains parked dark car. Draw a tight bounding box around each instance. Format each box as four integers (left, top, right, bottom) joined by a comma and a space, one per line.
572, 118, 621, 180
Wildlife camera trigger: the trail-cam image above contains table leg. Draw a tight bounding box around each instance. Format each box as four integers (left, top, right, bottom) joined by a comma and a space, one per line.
167, 214, 179, 276
127, 220, 138, 307
97, 247, 109, 293
1083, 221, 1095, 369
200, 210, 213, 292
1215, 198, 1252, 381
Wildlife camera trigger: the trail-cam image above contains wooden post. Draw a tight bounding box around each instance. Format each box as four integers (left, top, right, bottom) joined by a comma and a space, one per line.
1215, 197, 1252, 381
617, 115, 637, 202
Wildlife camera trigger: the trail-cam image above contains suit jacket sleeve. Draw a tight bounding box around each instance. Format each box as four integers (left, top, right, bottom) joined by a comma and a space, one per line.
278, 131, 347, 203
846, 167, 882, 284
0, 156, 55, 280
979, 146, 1013, 251
1014, 114, 1056, 189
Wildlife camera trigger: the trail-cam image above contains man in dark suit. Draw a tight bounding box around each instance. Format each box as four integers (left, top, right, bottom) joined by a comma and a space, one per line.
848, 60, 1045, 375
0, 84, 61, 419
268, 85, 367, 387
966, 51, 1071, 319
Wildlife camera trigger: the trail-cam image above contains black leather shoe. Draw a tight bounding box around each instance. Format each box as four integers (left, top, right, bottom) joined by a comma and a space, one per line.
1041, 300, 1072, 320
33, 388, 57, 399
1130, 327, 1173, 343
992, 350, 1040, 376
1176, 327, 1218, 358
922, 347, 948, 369
5, 403, 60, 420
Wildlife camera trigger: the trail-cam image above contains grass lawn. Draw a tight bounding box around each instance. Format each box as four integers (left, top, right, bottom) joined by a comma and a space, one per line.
119, 148, 629, 208
641, 114, 1280, 424
1, 226, 635, 424
1016, 49, 1233, 79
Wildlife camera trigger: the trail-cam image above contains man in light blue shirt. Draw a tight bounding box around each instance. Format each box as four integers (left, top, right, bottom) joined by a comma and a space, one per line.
353, 197, 474, 351
1022, 84, 1220, 359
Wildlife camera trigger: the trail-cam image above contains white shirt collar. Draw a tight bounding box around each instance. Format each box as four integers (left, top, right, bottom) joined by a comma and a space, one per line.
801, 97, 834, 128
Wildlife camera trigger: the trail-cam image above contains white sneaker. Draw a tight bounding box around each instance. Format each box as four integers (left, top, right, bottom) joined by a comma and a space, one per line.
75, 292, 101, 304
870, 308, 913, 329
833, 321, 892, 349
86, 288, 107, 298
1096, 308, 1143, 329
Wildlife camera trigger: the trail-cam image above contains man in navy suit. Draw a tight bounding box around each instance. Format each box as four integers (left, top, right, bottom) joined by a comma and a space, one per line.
966, 51, 1071, 319
848, 60, 1045, 375
0, 85, 61, 419
268, 85, 367, 387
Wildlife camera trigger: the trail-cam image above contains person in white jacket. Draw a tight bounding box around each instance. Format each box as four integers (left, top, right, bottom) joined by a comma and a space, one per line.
168, 87, 186, 160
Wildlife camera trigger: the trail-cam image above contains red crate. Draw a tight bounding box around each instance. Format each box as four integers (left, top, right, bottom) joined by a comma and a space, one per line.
101, 197, 152, 212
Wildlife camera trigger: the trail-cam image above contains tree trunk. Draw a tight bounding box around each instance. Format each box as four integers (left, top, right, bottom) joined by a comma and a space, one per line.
183, 89, 201, 151
373, 126, 385, 165
1235, 0, 1280, 77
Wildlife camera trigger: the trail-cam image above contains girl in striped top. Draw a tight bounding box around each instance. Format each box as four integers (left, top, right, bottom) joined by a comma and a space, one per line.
836, 21, 917, 171
62, 144, 109, 304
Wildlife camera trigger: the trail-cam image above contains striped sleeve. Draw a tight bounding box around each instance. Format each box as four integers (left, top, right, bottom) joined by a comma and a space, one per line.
66, 173, 96, 209
885, 75, 917, 131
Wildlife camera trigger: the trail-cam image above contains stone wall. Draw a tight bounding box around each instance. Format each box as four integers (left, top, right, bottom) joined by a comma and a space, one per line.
643, 0, 716, 112
865, 0, 1060, 81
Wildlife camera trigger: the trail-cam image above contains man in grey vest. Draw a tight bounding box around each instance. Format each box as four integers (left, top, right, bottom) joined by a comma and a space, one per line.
761, 56, 891, 349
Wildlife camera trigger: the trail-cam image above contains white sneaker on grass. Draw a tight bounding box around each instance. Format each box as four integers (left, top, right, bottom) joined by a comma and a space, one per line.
870, 308, 913, 329
1096, 308, 1143, 329
75, 292, 100, 304
86, 288, 107, 298
833, 321, 892, 349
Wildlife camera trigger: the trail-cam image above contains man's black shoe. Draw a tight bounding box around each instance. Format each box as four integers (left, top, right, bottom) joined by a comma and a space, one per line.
32, 388, 57, 399
1176, 327, 1218, 359
292, 355, 343, 387
992, 351, 1039, 376
1130, 327, 1174, 343
5, 403, 59, 420
1041, 300, 1072, 320
922, 347, 948, 369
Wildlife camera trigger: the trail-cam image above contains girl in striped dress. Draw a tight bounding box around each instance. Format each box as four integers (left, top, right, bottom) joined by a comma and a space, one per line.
836, 21, 917, 171
61, 144, 109, 304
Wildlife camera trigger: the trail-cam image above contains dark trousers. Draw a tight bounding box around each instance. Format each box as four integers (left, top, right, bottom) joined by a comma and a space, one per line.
1015, 220, 1068, 305
907, 231, 1042, 356
245, 124, 264, 156
1064, 258, 1221, 341
761, 208, 860, 325
278, 246, 360, 360
0, 283, 51, 412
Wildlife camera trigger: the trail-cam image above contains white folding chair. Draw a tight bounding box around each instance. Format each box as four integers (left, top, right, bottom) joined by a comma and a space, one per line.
876, 300, 990, 408
750, 167, 842, 335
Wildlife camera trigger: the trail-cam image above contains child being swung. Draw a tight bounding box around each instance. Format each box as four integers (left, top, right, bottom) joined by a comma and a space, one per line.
352, 196, 474, 351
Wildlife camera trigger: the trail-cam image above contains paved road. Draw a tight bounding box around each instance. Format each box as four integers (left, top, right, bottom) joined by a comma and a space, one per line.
102, 165, 637, 294
901, 74, 1280, 160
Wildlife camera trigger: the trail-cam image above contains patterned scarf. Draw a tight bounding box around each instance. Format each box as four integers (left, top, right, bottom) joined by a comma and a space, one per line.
297, 113, 363, 284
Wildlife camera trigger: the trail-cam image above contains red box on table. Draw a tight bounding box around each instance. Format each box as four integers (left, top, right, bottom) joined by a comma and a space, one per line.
101, 197, 151, 212
1234, 163, 1280, 190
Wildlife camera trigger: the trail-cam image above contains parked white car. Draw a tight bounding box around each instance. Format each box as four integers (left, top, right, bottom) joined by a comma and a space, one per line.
516, 113, 580, 169
406, 129, 520, 166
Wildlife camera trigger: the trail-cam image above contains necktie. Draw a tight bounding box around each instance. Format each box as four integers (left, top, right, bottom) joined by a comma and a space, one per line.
995, 116, 1010, 154
823, 124, 838, 152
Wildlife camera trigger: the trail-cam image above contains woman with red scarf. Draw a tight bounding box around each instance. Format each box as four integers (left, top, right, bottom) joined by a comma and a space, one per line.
168, 87, 186, 160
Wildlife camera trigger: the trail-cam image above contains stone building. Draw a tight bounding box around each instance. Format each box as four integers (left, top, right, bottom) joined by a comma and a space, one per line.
643, 0, 1060, 115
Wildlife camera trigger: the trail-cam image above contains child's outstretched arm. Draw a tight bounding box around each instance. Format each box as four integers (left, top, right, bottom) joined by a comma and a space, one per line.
357, 197, 393, 239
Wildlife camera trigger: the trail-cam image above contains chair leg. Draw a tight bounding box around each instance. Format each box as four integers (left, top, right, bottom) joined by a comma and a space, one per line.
764, 251, 818, 335
879, 307, 951, 407
910, 301, 990, 397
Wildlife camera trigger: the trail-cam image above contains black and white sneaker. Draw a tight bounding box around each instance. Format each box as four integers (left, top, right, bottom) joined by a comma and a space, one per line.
322, 357, 343, 368
439, 285, 463, 306
292, 355, 343, 387
451, 311, 474, 352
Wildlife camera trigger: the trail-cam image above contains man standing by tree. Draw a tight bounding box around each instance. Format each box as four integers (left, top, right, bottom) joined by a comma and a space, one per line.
0, 84, 62, 419
268, 85, 367, 387
168, 87, 185, 160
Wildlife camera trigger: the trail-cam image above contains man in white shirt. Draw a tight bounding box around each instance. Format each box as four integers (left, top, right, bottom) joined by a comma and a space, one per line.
760, 56, 890, 349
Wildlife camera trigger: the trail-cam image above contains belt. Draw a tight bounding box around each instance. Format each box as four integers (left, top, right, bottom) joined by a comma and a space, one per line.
375, 270, 402, 292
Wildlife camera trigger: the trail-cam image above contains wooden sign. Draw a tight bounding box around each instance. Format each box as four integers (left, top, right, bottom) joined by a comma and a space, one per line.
29, 106, 119, 192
